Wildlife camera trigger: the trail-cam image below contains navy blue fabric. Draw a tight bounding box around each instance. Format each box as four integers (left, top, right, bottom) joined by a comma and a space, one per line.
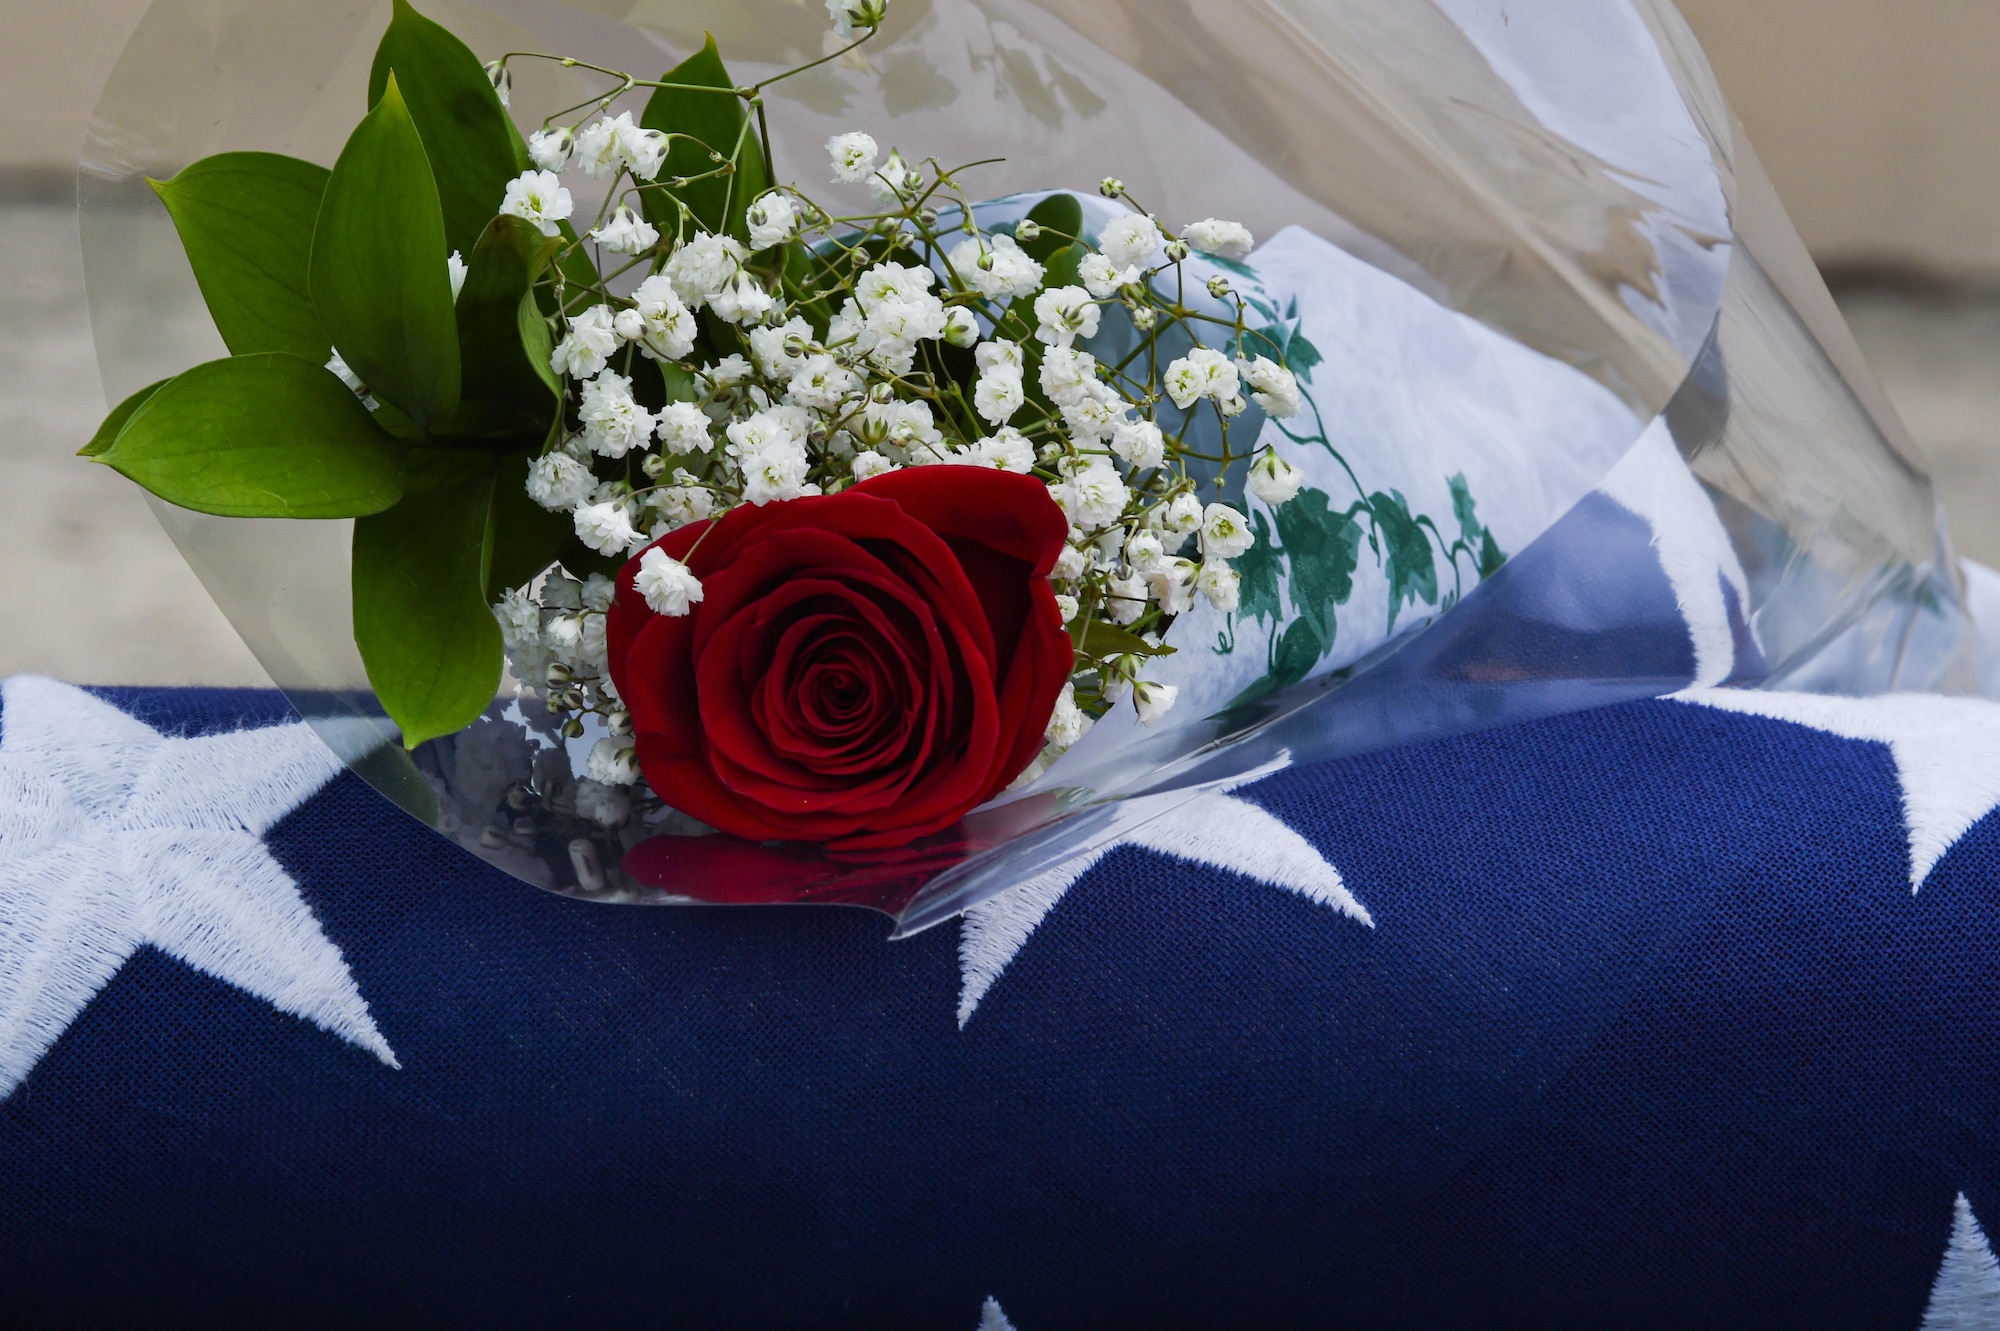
2, 687, 1994, 1328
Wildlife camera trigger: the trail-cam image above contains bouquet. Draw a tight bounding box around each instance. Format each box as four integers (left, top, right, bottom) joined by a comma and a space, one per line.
81, 0, 1980, 925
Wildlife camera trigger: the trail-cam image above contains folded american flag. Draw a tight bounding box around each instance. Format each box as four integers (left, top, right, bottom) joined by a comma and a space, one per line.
5, 672, 2000, 1329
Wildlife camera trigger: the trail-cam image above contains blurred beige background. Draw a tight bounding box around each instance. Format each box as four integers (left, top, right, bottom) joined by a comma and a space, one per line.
7, 0, 2000, 683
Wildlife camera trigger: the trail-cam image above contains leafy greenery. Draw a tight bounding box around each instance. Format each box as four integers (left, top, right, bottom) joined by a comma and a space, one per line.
150, 153, 333, 363
454, 214, 562, 420
78, 378, 167, 458
367, 0, 528, 257
352, 467, 503, 748
1367, 489, 1438, 632
1068, 617, 1175, 661
310, 73, 462, 430
487, 452, 575, 595
91, 354, 405, 518
640, 36, 768, 240
1017, 192, 1083, 262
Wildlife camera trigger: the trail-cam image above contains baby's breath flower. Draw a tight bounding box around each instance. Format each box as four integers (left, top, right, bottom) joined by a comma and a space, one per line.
746, 192, 801, 251
1054, 458, 1129, 529
942, 306, 980, 348
1147, 557, 1198, 614
656, 395, 712, 453
666, 232, 747, 309
499, 170, 573, 236
574, 501, 643, 555
1052, 545, 1088, 581
1033, 285, 1100, 347
1104, 570, 1148, 625
635, 547, 704, 616
575, 111, 669, 181
549, 304, 619, 379
948, 233, 1045, 301
1080, 252, 1140, 300
447, 250, 467, 301
1046, 681, 1090, 747
591, 205, 659, 256
1132, 679, 1179, 725
616, 275, 697, 362
850, 449, 896, 482
1199, 503, 1254, 560
973, 367, 1025, 425
1163, 346, 1239, 409
578, 371, 656, 459
586, 738, 643, 787
1181, 217, 1255, 260
1247, 450, 1304, 506
1161, 492, 1204, 535
868, 148, 917, 207
1052, 593, 1080, 625
971, 426, 1035, 472
527, 126, 574, 172
975, 339, 1024, 374
483, 59, 512, 107
1099, 213, 1165, 270
1110, 419, 1165, 470
826, 0, 888, 38
706, 354, 753, 386
1197, 559, 1242, 612
1124, 529, 1166, 572
1236, 355, 1303, 418
826, 131, 879, 184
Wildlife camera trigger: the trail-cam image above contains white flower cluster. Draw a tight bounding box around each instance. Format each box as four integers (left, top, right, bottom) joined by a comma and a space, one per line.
485, 4, 1313, 777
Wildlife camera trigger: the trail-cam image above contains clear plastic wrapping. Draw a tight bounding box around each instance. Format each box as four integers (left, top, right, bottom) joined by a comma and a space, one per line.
81, 0, 1976, 932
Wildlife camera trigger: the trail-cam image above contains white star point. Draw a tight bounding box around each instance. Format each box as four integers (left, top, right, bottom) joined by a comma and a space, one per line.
1677, 688, 2000, 893
0, 677, 395, 1098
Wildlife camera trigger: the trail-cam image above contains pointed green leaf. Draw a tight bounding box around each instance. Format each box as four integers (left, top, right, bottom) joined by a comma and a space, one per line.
80, 378, 168, 457
487, 451, 576, 595
94, 353, 405, 518
311, 73, 462, 429
367, 0, 528, 257
516, 289, 560, 402
151, 153, 333, 362
455, 214, 560, 414
1068, 618, 1174, 660
353, 466, 503, 748
640, 35, 766, 239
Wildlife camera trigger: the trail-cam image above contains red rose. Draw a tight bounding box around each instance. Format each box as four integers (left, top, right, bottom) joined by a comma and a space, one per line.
606, 468, 1073, 850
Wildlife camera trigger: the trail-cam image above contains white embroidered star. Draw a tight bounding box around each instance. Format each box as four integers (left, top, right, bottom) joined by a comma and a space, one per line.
0, 676, 397, 1098
957, 768, 1372, 1026
1923, 1193, 2000, 1329
1677, 688, 2000, 892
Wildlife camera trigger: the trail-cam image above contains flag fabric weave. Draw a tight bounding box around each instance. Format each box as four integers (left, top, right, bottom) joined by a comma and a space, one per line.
5, 675, 2000, 1329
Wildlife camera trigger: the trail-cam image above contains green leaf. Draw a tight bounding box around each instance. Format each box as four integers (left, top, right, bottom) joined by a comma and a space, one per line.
150, 153, 333, 362
1447, 473, 1483, 549
516, 289, 561, 404
1230, 508, 1286, 628
487, 452, 576, 595
1284, 328, 1322, 383
1068, 618, 1174, 660
80, 378, 167, 457
311, 72, 462, 429
1274, 487, 1362, 651
640, 35, 767, 240
94, 353, 405, 518
352, 467, 503, 748
1368, 489, 1439, 632
1478, 527, 1507, 579
367, 0, 528, 257
1019, 192, 1082, 263
454, 214, 561, 415
1042, 242, 1086, 293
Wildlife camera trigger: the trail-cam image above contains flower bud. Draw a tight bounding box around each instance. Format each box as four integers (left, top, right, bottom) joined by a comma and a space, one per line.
1099, 177, 1125, 197
640, 453, 669, 479
1206, 275, 1233, 299
483, 59, 512, 107
1163, 239, 1190, 263
1130, 306, 1159, 332
1014, 219, 1042, 244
